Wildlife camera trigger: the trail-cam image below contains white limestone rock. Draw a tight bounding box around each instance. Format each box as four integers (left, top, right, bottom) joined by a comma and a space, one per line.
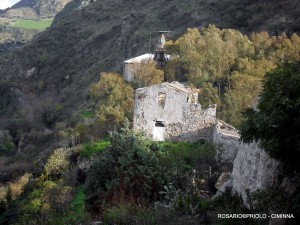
219, 141, 280, 204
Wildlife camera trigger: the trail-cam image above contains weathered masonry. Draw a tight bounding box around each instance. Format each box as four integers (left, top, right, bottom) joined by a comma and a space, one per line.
133, 82, 217, 141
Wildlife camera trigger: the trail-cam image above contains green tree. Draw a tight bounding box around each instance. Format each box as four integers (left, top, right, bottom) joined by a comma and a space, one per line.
165, 26, 300, 127
240, 62, 300, 170
132, 60, 164, 88
198, 82, 221, 108
42, 148, 70, 180
90, 72, 134, 133
85, 121, 168, 210
219, 73, 262, 127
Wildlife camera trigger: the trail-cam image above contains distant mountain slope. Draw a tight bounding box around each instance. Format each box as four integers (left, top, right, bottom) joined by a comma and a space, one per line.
1, 0, 72, 19
0, 0, 74, 55
0, 0, 299, 155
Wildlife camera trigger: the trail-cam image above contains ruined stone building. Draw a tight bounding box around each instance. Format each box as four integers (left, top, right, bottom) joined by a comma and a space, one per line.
133, 82, 217, 141
133, 81, 280, 204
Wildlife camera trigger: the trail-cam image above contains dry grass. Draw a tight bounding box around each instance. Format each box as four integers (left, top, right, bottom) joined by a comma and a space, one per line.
9, 173, 31, 200
0, 185, 8, 201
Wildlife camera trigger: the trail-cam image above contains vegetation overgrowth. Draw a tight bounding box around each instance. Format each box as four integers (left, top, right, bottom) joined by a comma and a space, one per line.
72, 26, 300, 144
0, 122, 221, 224
1, 119, 299, 224
240, 62, 300, 171
164, 26, 300, 127
80, 140, 111, 158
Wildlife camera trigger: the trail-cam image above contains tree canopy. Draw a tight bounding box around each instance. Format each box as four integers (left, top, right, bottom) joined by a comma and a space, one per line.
132, 60, 164, 88
90, 72, 134, 134
165, 26, 300, 126
240, 62, 300, 170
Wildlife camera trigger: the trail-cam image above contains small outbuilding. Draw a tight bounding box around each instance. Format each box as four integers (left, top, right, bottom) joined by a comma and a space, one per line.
123, 53, 154, 82
123, 53, 170, 82
133, 82, 217, 141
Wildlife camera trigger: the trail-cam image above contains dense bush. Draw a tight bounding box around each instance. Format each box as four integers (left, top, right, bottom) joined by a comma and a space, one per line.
240, 62, 300, 170
0, 139, 15, 156
84, 122, 168, 210
158, 141, 218, 193
8, 173, 31, 200
0, 147, 84, 225
42, 148, 70, 180
90, 72, 134, 135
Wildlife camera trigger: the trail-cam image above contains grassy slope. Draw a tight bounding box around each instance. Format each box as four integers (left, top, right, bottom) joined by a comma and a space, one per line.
10, 19, 53, 31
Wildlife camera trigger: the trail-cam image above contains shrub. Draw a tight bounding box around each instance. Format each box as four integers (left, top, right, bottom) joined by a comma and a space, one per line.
80, 140, 111, 158
43, 148, 70, 180
158, 141, 217, 193
9, 173, 31, 200
42, 104, 63, 126
1, 139, 15, 154
84, 122, 168, 210
10, 179, 76, 224
103, 203, 159, 225
80, 110, 94, 119
174, 193, 209, 215
49, 188, 89, 225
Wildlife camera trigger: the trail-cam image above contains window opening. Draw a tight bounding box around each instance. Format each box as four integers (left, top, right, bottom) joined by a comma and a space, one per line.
155, 121, 165, 127
158, 92, 166, 108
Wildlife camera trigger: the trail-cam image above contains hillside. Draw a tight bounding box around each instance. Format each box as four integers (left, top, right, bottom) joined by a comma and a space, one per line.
0, 0, 300, 165
0, 0, 74, 55
1, 0, 72, 19
0, 21, 40, 54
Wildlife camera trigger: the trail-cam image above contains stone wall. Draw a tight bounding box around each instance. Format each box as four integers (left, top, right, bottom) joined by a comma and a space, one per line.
213, 120, 240, 163
165, 104, 216, 142
133, 82, 217, 142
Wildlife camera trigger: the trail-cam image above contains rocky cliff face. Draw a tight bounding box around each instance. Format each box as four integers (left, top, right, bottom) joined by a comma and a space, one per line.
213, 121, 280, 204
228, 142, 280, 202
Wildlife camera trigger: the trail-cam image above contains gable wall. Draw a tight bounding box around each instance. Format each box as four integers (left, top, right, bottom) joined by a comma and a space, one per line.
133, 83, 217, 141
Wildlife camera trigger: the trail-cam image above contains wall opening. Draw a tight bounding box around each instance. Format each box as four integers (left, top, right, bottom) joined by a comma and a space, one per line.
153, 120, 165, 141
155, 121, 165, 127
158, 92, 166, 108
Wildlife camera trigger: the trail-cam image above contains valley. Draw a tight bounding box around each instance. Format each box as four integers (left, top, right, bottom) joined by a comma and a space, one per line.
0, 0, 299, 224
